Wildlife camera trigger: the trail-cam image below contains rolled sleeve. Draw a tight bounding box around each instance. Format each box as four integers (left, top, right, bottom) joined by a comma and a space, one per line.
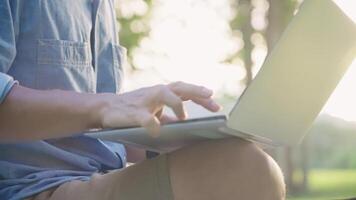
0, 72, 16, 104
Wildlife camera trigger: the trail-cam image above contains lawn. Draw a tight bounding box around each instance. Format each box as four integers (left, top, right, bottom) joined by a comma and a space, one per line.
287, 169, 356, 200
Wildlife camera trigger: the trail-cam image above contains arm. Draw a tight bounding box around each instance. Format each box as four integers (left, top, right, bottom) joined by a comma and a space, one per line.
0, 81, 220, 142
0, 84, 102, 141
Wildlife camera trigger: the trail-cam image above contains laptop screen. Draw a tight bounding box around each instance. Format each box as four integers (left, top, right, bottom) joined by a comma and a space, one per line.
227, 0, 356, 145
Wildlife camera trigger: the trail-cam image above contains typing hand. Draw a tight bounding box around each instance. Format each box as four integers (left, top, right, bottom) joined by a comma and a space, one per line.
98, 82, 221, 137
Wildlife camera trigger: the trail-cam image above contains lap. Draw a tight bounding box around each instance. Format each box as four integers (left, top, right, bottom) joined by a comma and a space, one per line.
26, 138, 285, 200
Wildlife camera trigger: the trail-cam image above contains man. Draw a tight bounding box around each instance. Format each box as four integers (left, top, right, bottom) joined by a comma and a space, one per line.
0, 0, 285, 199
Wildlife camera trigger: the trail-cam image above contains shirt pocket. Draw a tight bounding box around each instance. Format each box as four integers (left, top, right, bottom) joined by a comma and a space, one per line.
37, 39, 92, 67
36, 39, 95, 92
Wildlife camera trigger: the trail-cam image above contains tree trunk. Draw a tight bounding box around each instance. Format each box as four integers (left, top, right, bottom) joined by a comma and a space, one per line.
301, 137, 309, 192
239, 0, 253, 86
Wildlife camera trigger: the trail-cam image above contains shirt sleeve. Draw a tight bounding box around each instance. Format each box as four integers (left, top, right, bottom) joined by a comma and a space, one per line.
0, 0, 17, 73
0, 72, 16, 104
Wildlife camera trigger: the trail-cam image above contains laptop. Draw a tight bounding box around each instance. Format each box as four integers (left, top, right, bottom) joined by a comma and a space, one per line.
86, 0, 356, 153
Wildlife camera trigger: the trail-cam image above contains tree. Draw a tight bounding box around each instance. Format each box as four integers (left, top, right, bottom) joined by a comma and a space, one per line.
116, 0, 153, 70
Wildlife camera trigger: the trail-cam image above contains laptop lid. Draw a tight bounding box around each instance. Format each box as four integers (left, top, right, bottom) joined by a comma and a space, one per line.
226, 0, 356, 145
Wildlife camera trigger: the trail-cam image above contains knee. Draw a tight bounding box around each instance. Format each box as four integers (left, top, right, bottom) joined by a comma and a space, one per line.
213, 139, 286, 199
169, 138, 286, 200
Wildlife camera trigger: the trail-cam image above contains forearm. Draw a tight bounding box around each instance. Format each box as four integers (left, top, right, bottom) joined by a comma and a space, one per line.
0, 81, 220, 152
0, 85, 105, 141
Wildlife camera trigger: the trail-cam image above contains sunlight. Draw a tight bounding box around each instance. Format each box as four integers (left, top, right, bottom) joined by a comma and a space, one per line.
124, 0, 246, 95
323, 59, 356, 122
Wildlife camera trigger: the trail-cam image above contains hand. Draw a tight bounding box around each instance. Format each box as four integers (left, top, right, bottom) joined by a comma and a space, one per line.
98, 81, 221, 137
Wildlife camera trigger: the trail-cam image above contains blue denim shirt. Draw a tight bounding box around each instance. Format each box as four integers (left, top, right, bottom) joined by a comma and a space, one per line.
0, 1, 127, 199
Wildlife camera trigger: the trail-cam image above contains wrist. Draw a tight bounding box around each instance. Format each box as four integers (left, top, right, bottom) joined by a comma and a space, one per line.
86, 93, 112, 129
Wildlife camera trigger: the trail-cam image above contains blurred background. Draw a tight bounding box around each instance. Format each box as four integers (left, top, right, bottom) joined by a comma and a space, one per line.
114, 0, 356, 199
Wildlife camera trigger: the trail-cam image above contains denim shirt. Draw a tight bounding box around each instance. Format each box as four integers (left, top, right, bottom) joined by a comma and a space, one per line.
0, 73, 16, 104
0, 1, 127, 199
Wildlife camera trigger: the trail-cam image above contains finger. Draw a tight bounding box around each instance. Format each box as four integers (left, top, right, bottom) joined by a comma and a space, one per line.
138, 111, 161, 137
161, 89, 187, 120
191, 98, 222, 112
159, 114, 179, 124
168, 81, 213, 100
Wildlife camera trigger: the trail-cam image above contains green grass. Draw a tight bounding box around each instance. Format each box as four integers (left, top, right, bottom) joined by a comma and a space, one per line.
288, 169, 356, 200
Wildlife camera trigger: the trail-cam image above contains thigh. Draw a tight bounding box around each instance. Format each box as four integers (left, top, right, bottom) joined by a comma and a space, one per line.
27, 154, 173, 200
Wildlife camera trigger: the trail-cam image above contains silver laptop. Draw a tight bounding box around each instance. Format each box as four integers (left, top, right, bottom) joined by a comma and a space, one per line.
86, 0, 356, 152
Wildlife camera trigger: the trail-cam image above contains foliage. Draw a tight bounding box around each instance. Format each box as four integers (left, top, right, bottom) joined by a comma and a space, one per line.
306, 115, 356, 169
116, 0, 153, 70
288, 169, 356, 200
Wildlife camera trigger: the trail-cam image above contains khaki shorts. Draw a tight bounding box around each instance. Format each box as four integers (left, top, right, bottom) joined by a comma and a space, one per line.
27, 154, 174, 200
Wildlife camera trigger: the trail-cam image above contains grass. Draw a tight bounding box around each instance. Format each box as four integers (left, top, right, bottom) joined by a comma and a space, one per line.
287, 169, 356, 200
